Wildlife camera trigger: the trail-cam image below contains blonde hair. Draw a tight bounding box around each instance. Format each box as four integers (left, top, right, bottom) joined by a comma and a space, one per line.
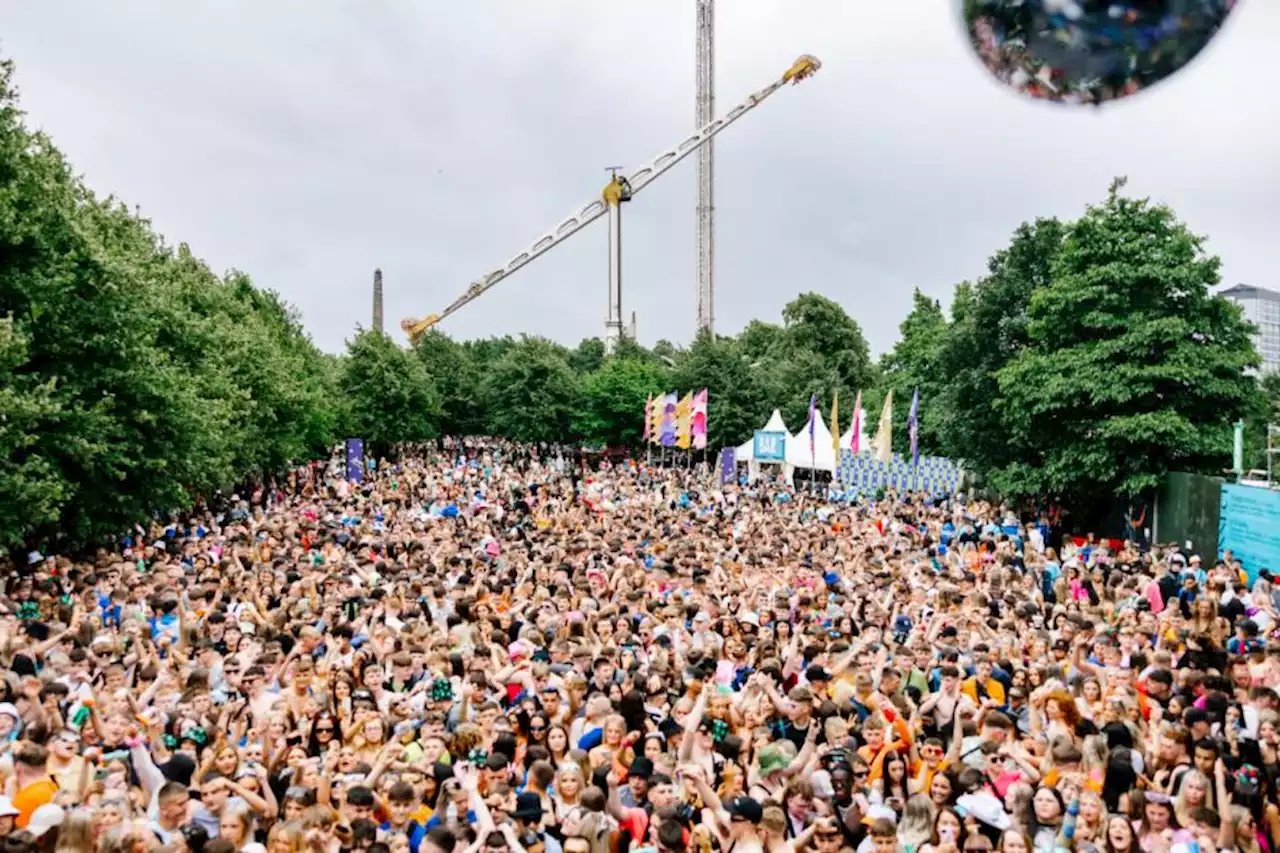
220, 800, 256, 847
898, 795, 934, 848
268, 820, 307, 853
1173, 769, 1211, 827
53, 809, 94, 853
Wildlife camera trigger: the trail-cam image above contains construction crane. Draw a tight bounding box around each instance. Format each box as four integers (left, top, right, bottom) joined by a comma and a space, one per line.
402, 54, 822, 349
695, 0, 716, 336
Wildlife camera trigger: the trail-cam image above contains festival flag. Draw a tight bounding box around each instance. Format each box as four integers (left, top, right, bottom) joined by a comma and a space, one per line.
874, 389, 893, 462
692, 388, 709, 450
675, 393, 693, 450
660, 392, 678, 447
830, 392, 840, 456
650, 393, 665, 444
907, 387, 920, 466
643, 394, 652, 445
808, 392, 818, 461
851, 389, 862, 455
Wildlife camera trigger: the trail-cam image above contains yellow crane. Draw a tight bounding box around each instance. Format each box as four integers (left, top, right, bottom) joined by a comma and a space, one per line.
402, 54, 821, 348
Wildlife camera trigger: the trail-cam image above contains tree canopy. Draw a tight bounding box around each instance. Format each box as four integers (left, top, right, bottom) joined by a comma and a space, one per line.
993, 182, 1257, 500
0, 57, 344, 554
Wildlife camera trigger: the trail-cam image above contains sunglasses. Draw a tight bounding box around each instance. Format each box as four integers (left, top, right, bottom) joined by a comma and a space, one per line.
316, 727, 335, 734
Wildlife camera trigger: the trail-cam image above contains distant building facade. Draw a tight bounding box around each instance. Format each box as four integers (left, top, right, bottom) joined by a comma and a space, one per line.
1221, 284, 1280, 374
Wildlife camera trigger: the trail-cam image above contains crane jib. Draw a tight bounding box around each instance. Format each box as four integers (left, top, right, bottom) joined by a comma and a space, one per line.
403, 54, 820, 342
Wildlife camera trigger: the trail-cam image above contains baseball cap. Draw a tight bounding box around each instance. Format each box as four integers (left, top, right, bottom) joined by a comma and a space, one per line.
805, 665, 831, 683
512, 792, 543, 821
27, 803, 66, 839
628, 757, 654, 779
727, 795, 763, 824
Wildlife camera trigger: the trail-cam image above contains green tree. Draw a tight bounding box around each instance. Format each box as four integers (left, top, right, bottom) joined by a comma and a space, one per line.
0, 118, 236, 545
414, 330, 484, 436
993, 181, 1258, 500
880, 289, 948, 455
739, 320, 783, 361
575, 357, 669, 446
1242, 372, 1280, 474
781, 293, 875, 390
0, 316, 65, 549
340, 330, 441, 458
763, 348, 836, 435
672, 332, 769, 449
463, 335, 517, 368
568, 337, 606, 374
479, 337, 581, 443
936, 218, 1067, 467
0, 53, 346, 552
612, 336, 661, 365
652, 339, 682, 367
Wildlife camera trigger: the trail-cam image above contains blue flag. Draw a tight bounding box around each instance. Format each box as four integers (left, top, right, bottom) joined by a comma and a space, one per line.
907, 388, 919, 466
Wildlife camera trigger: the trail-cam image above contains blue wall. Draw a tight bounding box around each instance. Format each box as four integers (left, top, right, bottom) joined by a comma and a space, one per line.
1219, 484, 1280, 582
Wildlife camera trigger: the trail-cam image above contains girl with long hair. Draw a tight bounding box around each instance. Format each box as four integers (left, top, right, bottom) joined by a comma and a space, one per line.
920, 807, 968, 853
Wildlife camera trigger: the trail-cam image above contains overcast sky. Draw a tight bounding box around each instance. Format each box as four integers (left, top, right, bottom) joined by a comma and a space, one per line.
2, 2, 1276, 356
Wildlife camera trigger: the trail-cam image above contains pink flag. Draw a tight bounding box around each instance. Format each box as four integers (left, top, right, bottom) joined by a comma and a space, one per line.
692, 388, 709, 450
851, 390, 862, 454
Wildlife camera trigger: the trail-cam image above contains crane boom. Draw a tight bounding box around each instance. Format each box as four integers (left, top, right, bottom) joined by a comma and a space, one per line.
402, 54, 821, 343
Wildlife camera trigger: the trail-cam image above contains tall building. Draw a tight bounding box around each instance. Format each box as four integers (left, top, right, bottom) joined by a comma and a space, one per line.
1221, 284, 1280, 374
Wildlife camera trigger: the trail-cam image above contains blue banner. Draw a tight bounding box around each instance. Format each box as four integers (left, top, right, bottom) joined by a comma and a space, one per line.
345, 438, 365, 484
752, 431, 786, 462
720, 447, 736, 484
835, 450, 960, 499
1219, 484, 1280, 582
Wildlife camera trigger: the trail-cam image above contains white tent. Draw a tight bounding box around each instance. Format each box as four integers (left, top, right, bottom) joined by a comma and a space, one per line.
735, 410, 792, 482
735, 409, 790, 462
788, 409, 838, 473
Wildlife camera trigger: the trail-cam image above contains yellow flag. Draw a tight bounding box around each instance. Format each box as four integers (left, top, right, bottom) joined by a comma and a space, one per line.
676, 393, 693, 449
831, 393, 840, 455
874, 390, 894, 462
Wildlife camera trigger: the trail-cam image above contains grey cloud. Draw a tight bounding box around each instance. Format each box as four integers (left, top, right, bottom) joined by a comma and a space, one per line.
3, 1, 1276, 356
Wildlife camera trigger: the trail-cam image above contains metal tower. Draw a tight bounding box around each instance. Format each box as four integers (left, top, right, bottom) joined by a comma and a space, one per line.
603, 167, 632, 352
372, 268, 384, 333
695, 0, 715, 335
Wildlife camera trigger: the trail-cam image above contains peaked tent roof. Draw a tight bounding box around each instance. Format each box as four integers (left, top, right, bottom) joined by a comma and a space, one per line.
735, 410, 791, 462
788, 409, 837, 472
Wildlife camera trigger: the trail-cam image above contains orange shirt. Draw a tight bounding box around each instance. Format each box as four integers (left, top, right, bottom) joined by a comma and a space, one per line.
858, 716, 915, 782
916, 758, 952, 794
14, 779, 58, 828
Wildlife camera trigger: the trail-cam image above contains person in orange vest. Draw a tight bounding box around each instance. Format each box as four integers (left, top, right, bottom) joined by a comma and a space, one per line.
10, 742, 58, 829
961, 659, 1006, 706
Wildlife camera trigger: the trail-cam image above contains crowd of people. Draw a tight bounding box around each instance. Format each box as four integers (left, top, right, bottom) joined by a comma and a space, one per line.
964, 0, 1239, 106
1, 439, 1278, 853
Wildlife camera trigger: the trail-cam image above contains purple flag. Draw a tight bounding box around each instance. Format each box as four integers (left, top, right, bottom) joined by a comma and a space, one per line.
719, 447, 736, 485
345, 438, 365, 484
907, 388, 919, 466
808, 393, 817, 460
